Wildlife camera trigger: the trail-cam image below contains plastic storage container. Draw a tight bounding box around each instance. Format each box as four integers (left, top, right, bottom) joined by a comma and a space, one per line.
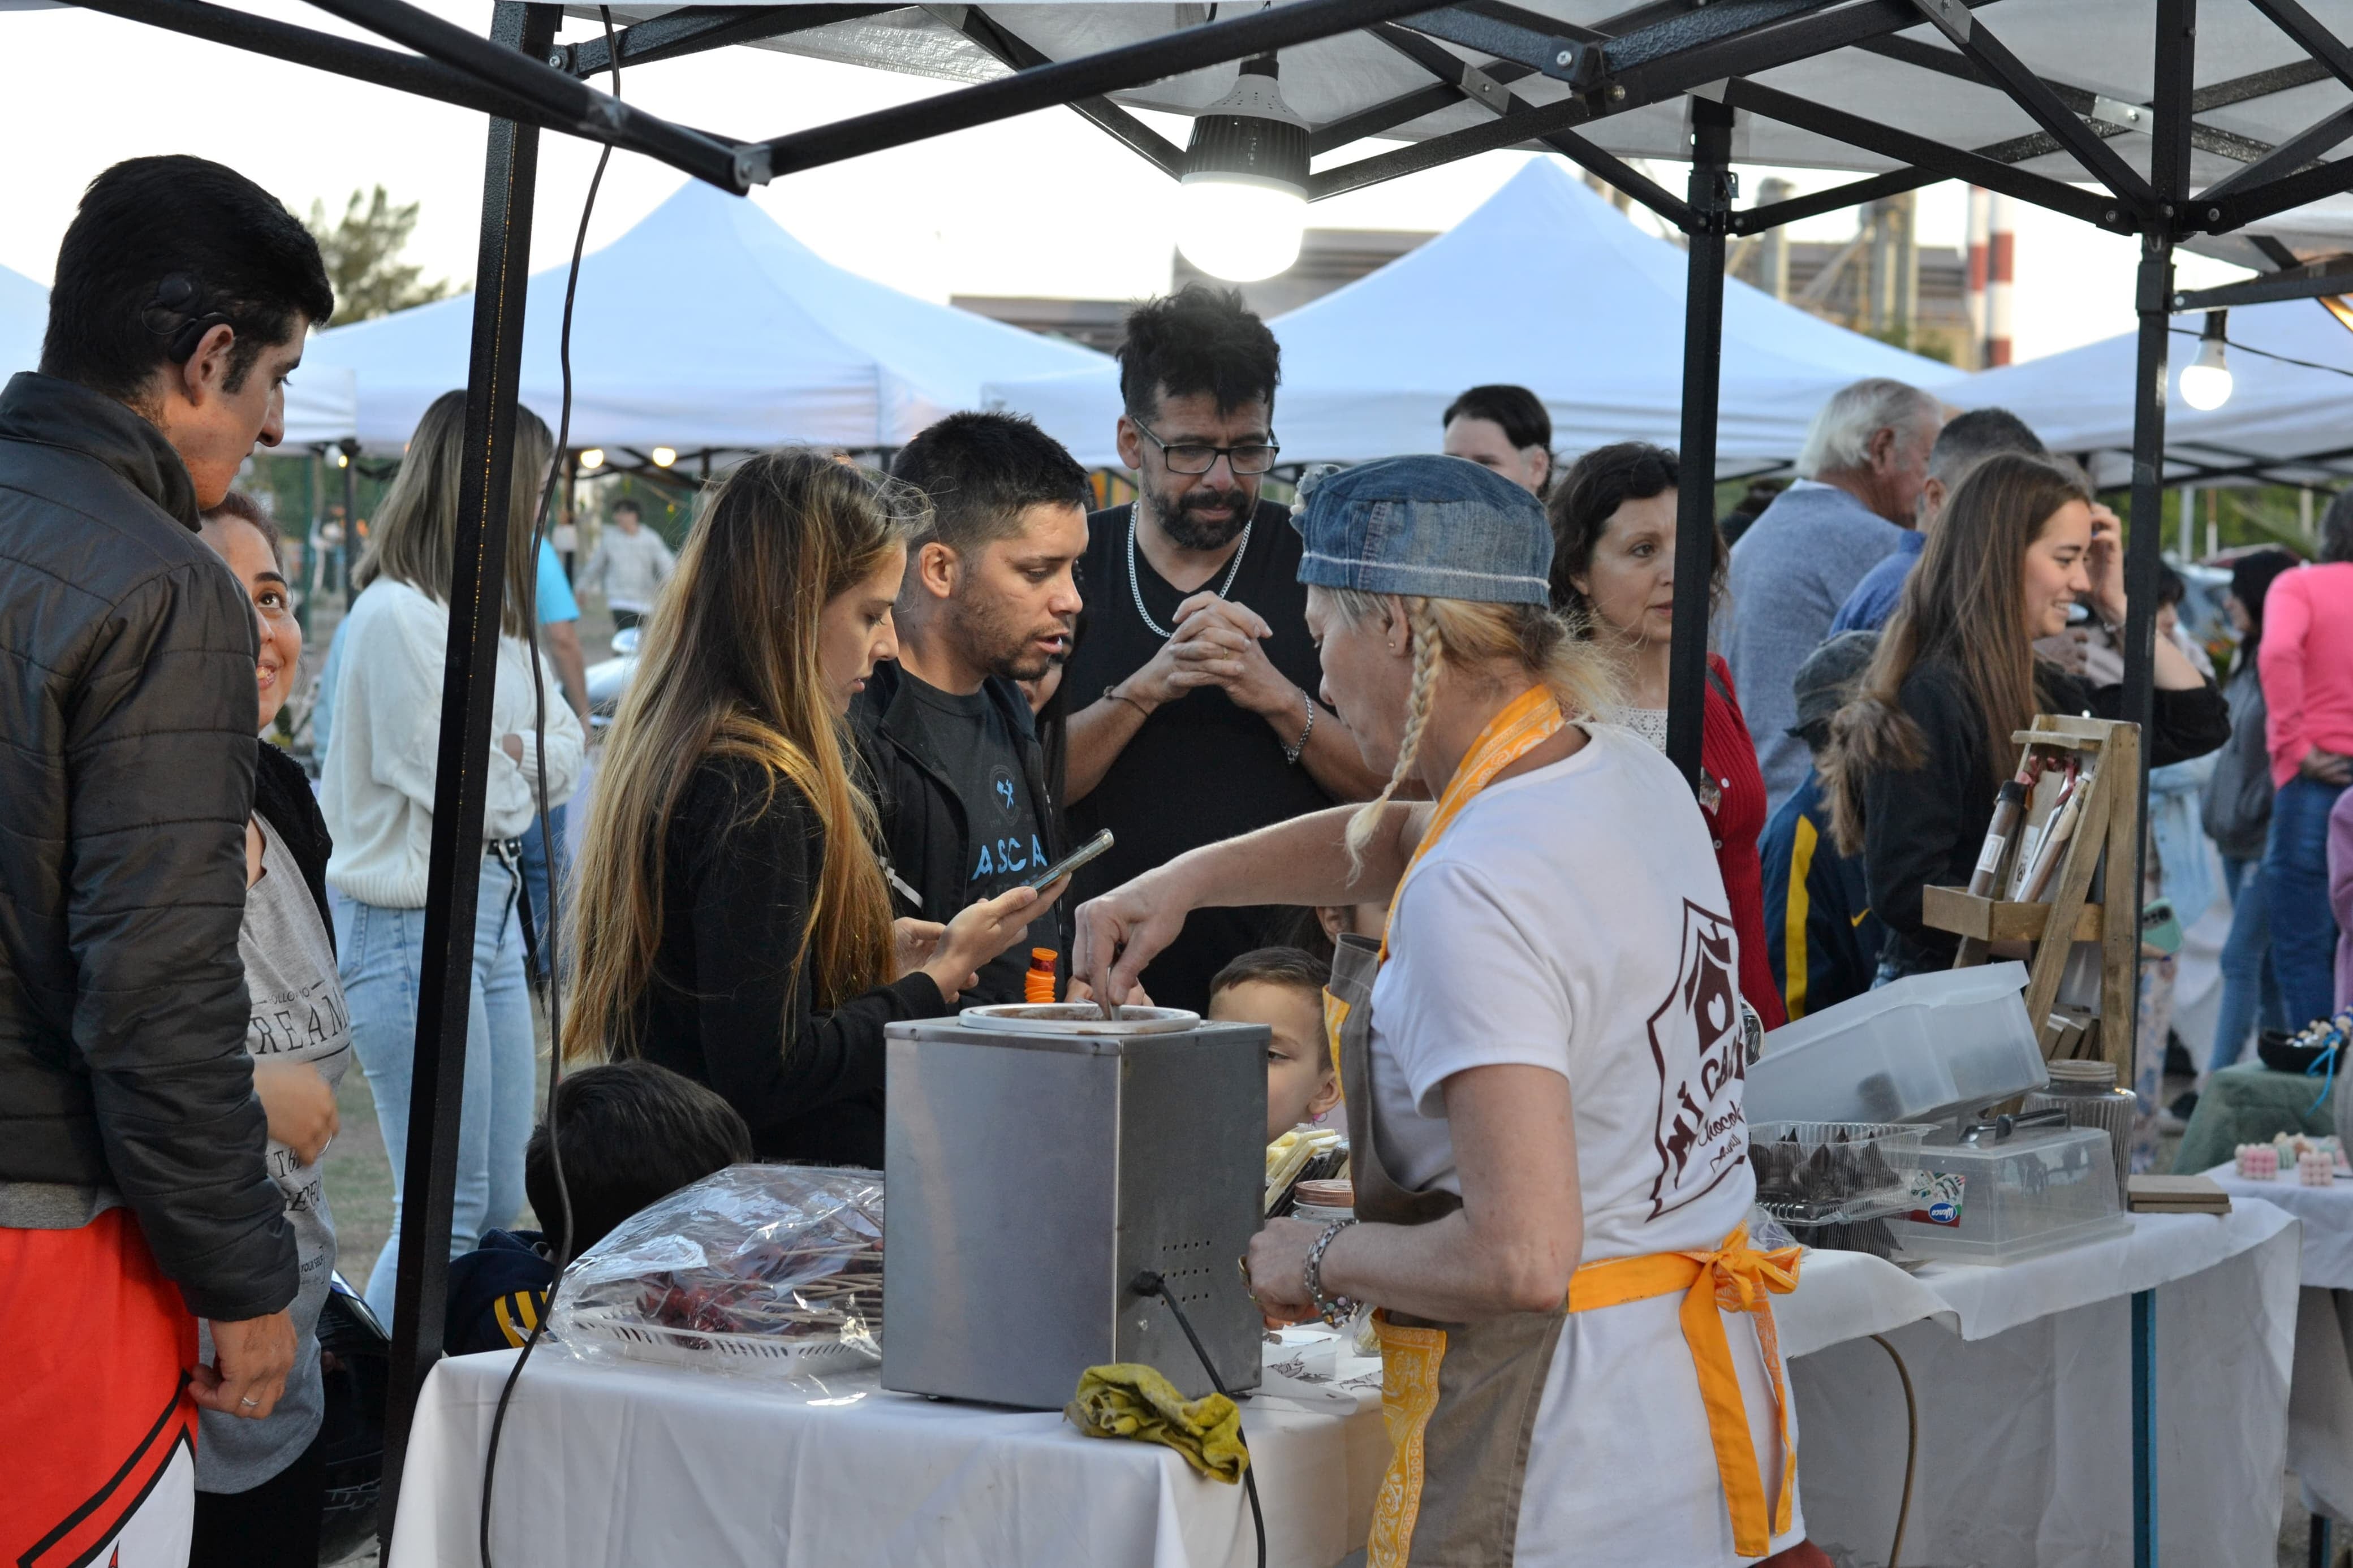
1748, 1121, 1933, 1222
1746, 963, 2048, 1125
1885, 1125, 2128, 1264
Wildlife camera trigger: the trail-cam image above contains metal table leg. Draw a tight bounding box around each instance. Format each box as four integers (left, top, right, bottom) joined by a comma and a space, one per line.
2133, 1287, 2158, 1568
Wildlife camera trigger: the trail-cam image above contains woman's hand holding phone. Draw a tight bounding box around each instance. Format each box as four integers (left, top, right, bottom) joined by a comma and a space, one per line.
921, 879, 1070, 1004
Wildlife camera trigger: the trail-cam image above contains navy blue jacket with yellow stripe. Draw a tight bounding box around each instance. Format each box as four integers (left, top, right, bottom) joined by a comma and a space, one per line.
445, 1228, 555, 1354
1759, 770, 1885, 1022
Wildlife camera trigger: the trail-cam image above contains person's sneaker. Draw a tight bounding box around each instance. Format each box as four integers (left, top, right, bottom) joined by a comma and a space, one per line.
2159, 1091, 2199, 1133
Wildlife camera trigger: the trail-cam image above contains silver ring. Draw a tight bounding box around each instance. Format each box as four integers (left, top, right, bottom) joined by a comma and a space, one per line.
238, 1396, 261, 1407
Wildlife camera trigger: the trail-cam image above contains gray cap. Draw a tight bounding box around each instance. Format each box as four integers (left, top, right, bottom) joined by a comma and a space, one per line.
1790, 630, 1881, 738
1290, 455, 1553, 606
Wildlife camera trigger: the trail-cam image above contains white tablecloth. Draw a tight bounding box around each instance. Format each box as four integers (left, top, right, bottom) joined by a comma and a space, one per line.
2209, 1163, 2353, 1289
387, 1345, 1391, 1568
2207, 1164, 2353, 1523
389, 1209, 2298, 1568
1788, 1204, 2301, 1568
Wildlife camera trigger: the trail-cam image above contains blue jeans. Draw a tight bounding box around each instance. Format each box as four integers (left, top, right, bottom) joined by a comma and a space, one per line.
2264, 775, 2350, 1031
2209, 855, 2290, 1073
516, 802, 567, 984
337, 854, 536, 1325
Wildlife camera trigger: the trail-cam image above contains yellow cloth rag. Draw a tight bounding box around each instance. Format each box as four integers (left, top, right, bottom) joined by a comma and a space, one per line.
1065, 1363, 1249, 1483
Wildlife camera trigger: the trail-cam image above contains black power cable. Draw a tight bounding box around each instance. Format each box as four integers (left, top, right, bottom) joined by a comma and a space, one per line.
477, 9, 616, 1563
1130, 1270, 1266, 1568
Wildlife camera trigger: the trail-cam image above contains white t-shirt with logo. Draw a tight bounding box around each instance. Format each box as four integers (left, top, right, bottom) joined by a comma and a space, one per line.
1368, 723, 1802, 1565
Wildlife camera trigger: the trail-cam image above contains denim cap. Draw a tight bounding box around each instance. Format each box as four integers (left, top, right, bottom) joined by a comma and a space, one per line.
1290, 455, 1553, 606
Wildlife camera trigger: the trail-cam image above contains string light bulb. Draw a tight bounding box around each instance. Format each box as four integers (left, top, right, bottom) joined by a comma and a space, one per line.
2179, 310, 2233, 412
1176, 55, 1309, 283
650, 446, 678, 469
578, 447, 605, 470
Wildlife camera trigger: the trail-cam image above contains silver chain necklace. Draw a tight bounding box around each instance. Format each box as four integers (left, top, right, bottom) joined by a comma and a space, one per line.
1126, 500, 1253, 640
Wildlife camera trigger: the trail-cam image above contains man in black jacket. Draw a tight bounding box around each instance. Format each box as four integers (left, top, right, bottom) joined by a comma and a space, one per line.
854, 413, 1089, 1003
0, 156, 332, 1561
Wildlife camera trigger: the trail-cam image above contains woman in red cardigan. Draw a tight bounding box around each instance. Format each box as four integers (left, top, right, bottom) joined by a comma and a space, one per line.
1549, 443, 1785, 1029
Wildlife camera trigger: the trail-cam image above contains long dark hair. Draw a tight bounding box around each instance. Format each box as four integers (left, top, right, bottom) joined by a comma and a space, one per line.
1823, 451, 2091, 854
2230, 547, 2300, 664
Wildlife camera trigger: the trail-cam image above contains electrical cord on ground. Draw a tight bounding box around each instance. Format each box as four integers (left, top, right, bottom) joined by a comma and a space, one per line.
1869, 1332, 1919, 1568
1131, 1270, 1266, 1568
479, 11, 616, 1565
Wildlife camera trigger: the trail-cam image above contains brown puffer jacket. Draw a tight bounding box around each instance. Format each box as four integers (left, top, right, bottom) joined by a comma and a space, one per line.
0, 371, 296, 1322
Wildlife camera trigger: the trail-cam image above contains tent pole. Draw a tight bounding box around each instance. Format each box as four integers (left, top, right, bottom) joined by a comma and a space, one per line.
2127, 10, 2194, 1560
1667, 94, 1734, 792
377, 1, 555, 1546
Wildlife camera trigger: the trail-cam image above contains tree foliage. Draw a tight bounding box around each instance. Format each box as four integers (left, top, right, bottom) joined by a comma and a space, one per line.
305, 185, 458, 323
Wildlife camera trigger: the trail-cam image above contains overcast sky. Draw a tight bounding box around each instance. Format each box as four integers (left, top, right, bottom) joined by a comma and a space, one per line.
2, 0, 2252, 364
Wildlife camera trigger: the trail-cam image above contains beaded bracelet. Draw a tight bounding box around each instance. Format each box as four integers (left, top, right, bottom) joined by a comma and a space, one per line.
1304, 1217, 1357, 1327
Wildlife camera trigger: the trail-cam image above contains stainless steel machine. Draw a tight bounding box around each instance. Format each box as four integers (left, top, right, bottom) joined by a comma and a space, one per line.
881, 1013, 1268, 1409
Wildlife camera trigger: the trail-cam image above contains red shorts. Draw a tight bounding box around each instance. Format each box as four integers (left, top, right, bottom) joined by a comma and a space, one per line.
1, 1207, 199, 1567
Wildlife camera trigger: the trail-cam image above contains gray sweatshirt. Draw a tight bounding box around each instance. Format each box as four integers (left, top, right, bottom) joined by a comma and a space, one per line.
580, 526, 676, 615
1723, 480, 1910, 812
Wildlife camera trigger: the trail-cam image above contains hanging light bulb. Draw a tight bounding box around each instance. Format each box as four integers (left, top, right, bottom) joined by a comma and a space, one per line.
578, 447, 605, 470
2179, 310, 2233, 412
331, 450, 350, 469
650, 446, 678, 469
1176, 55, 1309, 283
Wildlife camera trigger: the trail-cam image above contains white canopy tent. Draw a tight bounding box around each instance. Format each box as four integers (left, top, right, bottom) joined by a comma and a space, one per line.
1, 260, 358, 444
983, 157, 1959, 470
304, 178, 1110, 453
1953, 293, 2353, 485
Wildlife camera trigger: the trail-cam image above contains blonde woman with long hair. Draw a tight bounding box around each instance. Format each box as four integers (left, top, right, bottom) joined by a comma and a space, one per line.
1079, 457, 1828, 1567
565, 450, 1050, 1166
319, 391, 583, 1323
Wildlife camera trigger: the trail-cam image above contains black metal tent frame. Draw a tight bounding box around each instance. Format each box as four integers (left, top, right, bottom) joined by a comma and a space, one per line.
49, 0, 2353, 1552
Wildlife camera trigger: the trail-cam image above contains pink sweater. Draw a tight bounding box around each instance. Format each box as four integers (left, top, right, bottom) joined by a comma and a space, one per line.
2262, 563, 2353, 787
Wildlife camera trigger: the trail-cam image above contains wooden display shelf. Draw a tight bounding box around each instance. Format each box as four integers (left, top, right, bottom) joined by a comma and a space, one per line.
1918, 714, 2141, 1074
1922, 887, 2104, 944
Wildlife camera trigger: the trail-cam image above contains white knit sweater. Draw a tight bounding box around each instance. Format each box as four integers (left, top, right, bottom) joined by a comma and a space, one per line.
321, 580, 584, 908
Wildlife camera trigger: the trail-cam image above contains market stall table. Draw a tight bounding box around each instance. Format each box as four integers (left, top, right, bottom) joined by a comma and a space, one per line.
386, 1341, 1391, 1568
2174, 1061, 2336, 1173
1781, 1203, 2299, 1568
2210, 1163, 2353, 1528
393, 1207, 2296, 1568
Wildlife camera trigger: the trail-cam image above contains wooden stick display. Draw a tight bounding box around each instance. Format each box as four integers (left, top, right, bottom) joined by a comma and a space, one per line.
1920, 715, 2141, 1076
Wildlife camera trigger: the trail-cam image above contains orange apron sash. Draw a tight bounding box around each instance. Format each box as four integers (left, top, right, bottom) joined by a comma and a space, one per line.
1565, 1224, 1804, 1558
1380, 684, 1563, 962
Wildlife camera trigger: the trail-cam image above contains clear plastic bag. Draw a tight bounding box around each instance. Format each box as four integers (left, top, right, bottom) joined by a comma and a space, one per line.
548, 1163, 884, 1379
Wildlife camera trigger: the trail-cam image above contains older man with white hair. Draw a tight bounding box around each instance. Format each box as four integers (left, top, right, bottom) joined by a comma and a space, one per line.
1726, 377, 1945, 810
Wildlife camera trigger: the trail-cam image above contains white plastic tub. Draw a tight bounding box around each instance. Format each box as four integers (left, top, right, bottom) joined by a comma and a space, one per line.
1746, 962, 2048, 1126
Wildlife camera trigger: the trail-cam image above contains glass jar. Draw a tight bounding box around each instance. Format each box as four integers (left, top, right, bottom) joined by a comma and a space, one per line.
2024, 1059, 2137, 1192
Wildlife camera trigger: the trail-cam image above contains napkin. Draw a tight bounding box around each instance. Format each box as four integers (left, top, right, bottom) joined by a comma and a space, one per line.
1064, 1363, 1249, 1483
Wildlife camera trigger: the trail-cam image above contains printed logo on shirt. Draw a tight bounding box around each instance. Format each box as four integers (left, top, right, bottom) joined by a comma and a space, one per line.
972, 835, 1049, 882
990, 764, 1018, 816
1645, 899, 1748, 1219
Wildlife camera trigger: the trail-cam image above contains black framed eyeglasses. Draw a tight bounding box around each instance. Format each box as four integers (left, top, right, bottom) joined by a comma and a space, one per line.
1132, 417, 1280, 477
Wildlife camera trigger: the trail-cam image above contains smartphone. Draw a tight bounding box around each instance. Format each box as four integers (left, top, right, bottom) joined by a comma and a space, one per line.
1026, 828, 1114, 892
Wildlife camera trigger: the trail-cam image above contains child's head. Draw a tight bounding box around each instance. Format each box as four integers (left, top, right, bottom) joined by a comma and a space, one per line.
524, 1060, 754, 1258
1209, 947, 1341, 1144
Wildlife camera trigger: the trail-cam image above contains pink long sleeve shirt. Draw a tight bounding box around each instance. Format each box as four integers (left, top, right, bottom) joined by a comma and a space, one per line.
2261, 563, 2353, 787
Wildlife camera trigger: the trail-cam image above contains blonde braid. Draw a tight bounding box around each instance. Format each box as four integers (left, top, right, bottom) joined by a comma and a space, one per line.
1345, 597, 1443, 873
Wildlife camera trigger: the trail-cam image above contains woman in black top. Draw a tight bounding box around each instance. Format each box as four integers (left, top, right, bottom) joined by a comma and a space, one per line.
565, 451, 1053, 1165
1825, 453, 2228, 978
